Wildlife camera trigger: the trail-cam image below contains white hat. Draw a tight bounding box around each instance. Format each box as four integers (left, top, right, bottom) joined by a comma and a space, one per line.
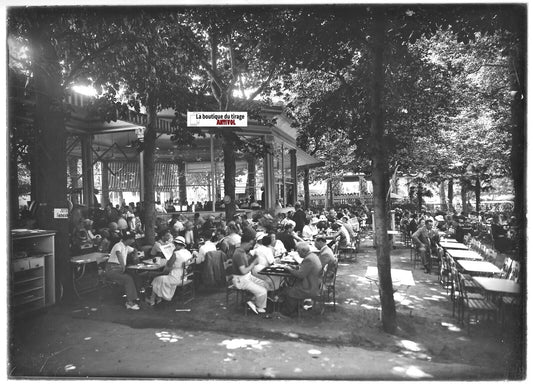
310, 217, 319, 224
174, 236, 186, 245
435, 215, 445, 222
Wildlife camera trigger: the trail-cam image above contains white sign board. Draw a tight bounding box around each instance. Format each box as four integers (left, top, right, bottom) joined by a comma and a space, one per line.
187, 111, 248, 127
54, 208, 69, 219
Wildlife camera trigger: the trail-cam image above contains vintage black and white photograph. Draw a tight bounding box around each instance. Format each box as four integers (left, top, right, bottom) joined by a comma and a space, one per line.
5, 0, 527, 381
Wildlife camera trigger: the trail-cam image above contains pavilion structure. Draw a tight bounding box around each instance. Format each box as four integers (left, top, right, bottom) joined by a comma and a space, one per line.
64, 91, 323, 212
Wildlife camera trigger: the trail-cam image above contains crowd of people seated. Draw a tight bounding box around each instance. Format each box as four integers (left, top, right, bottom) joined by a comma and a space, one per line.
398, 207, 518, 254
69, 199, 365, 313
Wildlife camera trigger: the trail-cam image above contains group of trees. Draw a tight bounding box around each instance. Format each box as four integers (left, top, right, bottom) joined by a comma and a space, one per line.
8, 5, 524, 338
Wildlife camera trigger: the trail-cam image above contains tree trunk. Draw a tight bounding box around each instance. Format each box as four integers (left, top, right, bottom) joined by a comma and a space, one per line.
142, 94, 157, 246
416, 184, 423, 213
474, 177, 481, 213
303, 167, 310, 209
447, 179, 454, 212
508, 16, 525, 377
9, 149, 19, 225
460, 181, 468, 215
369, 12, 396, 334
439, 181, 447, 211
246, 156, 256, 201
223, 134, 236, 201
30, 19, 71, 301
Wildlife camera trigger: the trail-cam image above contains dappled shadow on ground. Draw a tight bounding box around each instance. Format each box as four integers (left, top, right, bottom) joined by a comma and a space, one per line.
21, 231, 522, 379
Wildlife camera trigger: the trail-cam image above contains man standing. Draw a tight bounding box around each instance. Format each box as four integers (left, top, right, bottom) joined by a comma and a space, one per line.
292, 202, 307, 234
280, 242, 322, 317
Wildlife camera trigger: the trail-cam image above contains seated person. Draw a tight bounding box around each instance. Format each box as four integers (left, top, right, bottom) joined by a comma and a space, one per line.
231, 229, 269, 314
301, 217, 319, 240
145, 236, 193, 306
104, 231, 140, 310
276, 222, 302, 252
196, 230, 221, 264
329, 222, 350, 248
280, 242, 322, 317
314, 234, 337, 276
96, 229, 111, 253
251, 235, 280, 291
108, 222, 121, 247
411, 219, 443, 273
181, 221, 196, 249
268, 231, 287, 258
150, 229, 175, 265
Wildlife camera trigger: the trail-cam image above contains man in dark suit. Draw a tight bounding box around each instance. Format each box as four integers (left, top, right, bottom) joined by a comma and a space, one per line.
292, 202, 307, 234
280, 242, 322, 317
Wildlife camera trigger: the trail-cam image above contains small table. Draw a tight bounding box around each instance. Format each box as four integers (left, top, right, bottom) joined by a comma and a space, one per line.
258, 264, 298, 312
365, 266, 415, 287
472, 277, 520, 295
126, 261, 166, 271
365, 266, 415, 309
457, 260, 500, 276
446, 249, 484, 261
70, 252, 110, 298
440, 241, 469, 251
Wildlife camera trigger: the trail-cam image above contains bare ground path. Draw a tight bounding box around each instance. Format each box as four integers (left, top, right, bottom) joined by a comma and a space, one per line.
8, 232, 524, 380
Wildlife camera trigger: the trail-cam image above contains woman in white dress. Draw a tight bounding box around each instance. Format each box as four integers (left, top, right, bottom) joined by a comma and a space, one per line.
146, 235, 192, 305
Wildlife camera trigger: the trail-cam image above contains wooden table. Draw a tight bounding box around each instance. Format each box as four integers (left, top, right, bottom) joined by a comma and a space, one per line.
440, 241, 469, 250
446, 249, 484, 261
472, 277, 520, 295
457, 260, 500, 276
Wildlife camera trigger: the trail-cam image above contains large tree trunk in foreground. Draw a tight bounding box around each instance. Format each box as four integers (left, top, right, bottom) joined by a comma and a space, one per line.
30, 18, 71, 301
142, 94, 157, 246
369, 12, 396, 334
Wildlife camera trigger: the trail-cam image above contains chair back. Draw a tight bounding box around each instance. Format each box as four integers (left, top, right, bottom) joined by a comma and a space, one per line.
508, 261, 520, 282
485, 249, 497, 263
500, 257, 513, 279
224, 259, 234, 284
180, 257, 196, 286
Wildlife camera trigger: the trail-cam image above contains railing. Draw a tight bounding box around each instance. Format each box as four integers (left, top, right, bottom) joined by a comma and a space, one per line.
298, 193, 374, 208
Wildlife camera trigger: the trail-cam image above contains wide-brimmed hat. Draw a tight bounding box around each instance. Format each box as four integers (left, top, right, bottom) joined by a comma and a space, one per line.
435, 215, 445, 222
174, 236, 186, 245
319, 215, 328, 221
310, 217, 319, 224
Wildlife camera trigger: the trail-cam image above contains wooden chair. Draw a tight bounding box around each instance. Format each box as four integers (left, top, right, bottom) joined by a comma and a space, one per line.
338, 241, 357, 261
499, 257, 513, 279
317, 259, 339, 314
224, 259, 252, 315
173, 257, 195, 305
456, 273, 498, 334
508, 261, 521, 282
439, 254, 453, 294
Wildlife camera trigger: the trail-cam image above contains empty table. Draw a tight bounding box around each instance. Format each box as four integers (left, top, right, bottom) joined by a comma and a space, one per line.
440, 241, 469, 250
446, 249, 484, 261
365, 266, 415, 287
457, 260, 500, 276
472, 277, 520, 295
